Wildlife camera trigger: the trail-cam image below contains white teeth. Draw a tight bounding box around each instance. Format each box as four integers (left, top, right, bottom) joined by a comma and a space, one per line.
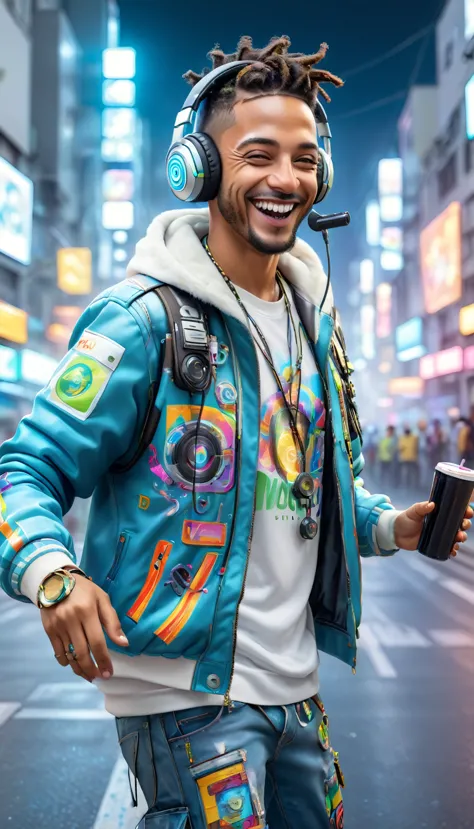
253, 200, 295, 214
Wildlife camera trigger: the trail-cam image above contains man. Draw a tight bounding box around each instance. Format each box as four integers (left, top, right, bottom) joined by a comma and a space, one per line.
0, 36, 471, 829
398, 426, 419, 490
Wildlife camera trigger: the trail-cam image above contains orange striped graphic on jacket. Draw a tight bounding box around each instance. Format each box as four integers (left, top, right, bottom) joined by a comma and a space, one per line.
127, 540, 173, 623
155, 553, 218, 645
0, 520, 24, 552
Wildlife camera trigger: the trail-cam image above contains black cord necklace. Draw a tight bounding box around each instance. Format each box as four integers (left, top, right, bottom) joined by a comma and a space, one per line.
203, 237, 318, 540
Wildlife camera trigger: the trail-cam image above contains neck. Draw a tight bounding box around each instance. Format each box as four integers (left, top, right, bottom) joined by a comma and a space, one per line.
207, 217, 281, 302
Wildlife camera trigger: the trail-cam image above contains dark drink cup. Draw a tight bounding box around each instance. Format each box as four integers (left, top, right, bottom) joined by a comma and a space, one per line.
418, 462, 474, 561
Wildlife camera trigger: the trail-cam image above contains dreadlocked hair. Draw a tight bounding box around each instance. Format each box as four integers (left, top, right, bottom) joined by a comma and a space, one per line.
183, 35, 343, 125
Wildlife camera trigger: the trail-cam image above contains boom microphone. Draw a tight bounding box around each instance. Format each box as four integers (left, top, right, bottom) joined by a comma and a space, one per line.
308, 211, 351, 232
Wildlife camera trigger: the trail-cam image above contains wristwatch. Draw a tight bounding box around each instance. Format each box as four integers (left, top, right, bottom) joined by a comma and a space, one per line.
37, 566, 90, 609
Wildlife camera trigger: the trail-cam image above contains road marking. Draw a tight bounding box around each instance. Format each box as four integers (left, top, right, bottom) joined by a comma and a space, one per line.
27, 682, 99, 702
369, 622, 431, 648
0, 702, 21, 728
358, 623, 398, 678
404, 555, 441, 581
440, 578, 474, 606
429, 629, 474, 647
92, 754, 146, 829
15, 708, 113, 720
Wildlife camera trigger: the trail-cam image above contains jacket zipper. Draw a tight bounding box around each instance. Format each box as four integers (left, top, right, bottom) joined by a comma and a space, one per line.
107, 531, 128, 582
322, 364, 358, 672
223, 324, 260, 708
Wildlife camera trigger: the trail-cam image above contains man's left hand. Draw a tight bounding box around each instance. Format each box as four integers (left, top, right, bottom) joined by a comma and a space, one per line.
393, 501, 473, 555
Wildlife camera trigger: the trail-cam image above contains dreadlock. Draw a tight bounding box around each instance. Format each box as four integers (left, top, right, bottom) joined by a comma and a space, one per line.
183, 35, 343, 128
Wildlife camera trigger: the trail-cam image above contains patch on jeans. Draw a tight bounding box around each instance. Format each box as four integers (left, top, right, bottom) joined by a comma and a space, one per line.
325, 758, 344, 828
318, 715, 330, 750
190, 748, 265, 829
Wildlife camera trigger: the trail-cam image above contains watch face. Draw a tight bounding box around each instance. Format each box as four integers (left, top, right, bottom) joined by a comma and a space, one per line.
44, 573, 65, 601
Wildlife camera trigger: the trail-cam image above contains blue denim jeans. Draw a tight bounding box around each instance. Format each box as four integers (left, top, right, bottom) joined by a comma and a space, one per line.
115, 695, 344, 829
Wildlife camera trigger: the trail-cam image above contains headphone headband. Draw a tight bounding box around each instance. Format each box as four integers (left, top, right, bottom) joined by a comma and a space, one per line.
172, 60, 332, 145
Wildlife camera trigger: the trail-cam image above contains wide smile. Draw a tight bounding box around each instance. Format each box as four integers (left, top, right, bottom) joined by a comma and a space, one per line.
248, 198, 299, 228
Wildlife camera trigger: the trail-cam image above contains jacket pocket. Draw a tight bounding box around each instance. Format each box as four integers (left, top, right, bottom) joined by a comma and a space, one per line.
154, 552, 219, 645
136, 807, 191, 828
106, 531, 130, 583
127, 540, 173, 623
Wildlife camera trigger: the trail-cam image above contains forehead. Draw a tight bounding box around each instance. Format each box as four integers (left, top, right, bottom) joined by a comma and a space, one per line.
225, 93, 318, 143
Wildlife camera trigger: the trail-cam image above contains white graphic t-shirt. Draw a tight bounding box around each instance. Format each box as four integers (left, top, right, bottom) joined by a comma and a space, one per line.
228, 282, 325, 705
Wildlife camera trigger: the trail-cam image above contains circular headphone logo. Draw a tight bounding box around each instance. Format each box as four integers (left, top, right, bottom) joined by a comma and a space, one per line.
167, 153, 188, 193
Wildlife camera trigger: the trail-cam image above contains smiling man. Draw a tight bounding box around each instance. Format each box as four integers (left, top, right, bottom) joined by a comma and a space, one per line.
0, 35, 471, 829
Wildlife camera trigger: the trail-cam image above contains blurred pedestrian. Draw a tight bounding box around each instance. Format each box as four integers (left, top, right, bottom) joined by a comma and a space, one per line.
378, 425, 397, 487
462, 406, 474, 468
428, 419, 448, 468
398, 426, 419, 489
417, 419, 430, 490
456, 416, 470, 465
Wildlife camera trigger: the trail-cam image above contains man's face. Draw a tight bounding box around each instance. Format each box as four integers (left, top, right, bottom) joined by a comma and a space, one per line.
211, 93, 319, 254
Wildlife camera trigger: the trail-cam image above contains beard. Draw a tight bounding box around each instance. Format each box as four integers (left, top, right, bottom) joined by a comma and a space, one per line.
217, 187, 307, 255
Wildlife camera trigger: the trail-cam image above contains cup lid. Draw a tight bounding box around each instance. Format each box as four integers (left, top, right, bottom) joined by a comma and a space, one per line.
435, 461, 474, 481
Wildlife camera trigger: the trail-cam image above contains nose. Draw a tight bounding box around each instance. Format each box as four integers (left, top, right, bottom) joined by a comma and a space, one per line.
265, 156, 300, 195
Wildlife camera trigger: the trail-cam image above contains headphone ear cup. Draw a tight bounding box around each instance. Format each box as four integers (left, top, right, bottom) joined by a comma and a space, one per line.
314, 148, 334, 205
187, 133, 222, 202
166, 133, 222, 203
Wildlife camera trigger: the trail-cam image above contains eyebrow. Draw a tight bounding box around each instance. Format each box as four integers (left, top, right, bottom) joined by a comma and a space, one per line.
236, 137, 319, 152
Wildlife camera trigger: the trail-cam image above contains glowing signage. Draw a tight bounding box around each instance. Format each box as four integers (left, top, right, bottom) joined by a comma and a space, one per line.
101, 139, 134, 163
376, 283, 392, 339
57, 248, 92, 295
378, 158, 402, 196
0, 345, 19, 381
366, 201, 380, 246
0, 157, 33, 265
380, 195, 403, 222
102, 201, 134, 230
102, 169, 134, 202
460, 303, 474, 335
381, 250, 403, 271
381, 227, 402, 251
465, 0, 474, 39
420, 201, 462, 314
360, 259, 374, 294
465, 75, 474, 139
102, 48, 136, 80
361, 305, 375, 359
396, 317, 424, 360
102, 108, 136, 141
102, 79, 136, 107
420, 346, 463, 379
388, 376, 424, 396
0, 300, 27, 343
21, 349, 57, 385
464, 345, 474, 370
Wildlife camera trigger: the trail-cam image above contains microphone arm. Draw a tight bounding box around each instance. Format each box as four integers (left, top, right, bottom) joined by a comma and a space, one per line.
308, 211, 351, 232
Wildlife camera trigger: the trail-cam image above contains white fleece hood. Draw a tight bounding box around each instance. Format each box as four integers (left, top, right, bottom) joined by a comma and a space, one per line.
127, 207, 333, 325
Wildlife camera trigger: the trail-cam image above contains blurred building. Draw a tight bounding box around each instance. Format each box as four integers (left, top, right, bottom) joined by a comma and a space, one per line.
352, 0, 474, 441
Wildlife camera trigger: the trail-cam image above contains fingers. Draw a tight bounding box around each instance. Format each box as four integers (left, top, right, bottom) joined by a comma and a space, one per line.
451, 544, 460, 558
455, 530, 468, 544
97, 594, 129, 648
406, 501, 435, 520
64, 621, 101, 682
466, 506, 474, 519
462, 519, 472, 531
48, 629, 69, 667
83, 615, 115, 679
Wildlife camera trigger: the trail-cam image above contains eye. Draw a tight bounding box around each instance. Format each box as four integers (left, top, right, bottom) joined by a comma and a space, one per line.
297, 157, 318, 166
246, 153, 271, 162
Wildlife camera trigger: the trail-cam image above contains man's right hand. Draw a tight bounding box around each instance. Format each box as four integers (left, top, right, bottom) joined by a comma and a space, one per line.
40, 575, 129, 683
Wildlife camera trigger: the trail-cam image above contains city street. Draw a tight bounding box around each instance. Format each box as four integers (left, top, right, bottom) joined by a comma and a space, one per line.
1, 508, 474, 828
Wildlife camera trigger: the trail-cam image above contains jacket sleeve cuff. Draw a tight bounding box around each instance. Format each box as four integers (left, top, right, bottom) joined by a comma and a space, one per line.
20, 551, 75, 606
375, 508, 402, 552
